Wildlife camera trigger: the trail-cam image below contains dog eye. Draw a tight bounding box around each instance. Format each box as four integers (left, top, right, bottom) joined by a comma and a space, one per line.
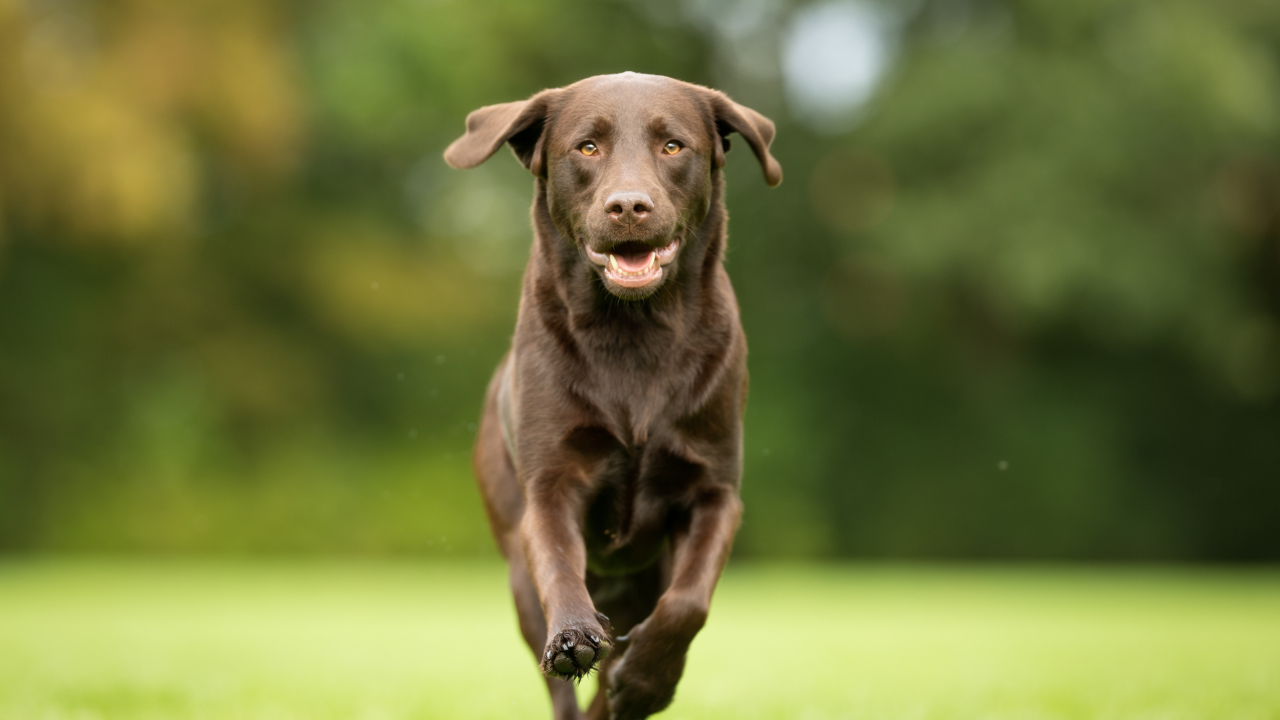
580, 142, 598, 156
662, 141, 682, 155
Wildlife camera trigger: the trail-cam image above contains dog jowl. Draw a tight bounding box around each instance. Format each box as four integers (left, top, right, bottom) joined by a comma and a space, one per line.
445, 72, 780, 720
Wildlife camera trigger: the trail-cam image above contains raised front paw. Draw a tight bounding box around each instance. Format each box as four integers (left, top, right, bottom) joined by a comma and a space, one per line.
606, 652, 682, 720
541, 624, 611, 681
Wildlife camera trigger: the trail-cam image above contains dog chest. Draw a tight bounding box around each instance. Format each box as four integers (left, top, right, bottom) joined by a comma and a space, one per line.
578, 439, 703, 576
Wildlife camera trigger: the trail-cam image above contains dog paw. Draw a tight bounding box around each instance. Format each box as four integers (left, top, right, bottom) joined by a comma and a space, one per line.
541, 625, 611, 681
605, 621, 686, 719
607, 662, 679, 720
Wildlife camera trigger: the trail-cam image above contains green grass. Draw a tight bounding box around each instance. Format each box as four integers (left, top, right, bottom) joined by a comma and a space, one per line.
1, 561, 1277, 719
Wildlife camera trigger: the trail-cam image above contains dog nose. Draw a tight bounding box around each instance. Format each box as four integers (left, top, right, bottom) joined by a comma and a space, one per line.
605, 191, 654, 225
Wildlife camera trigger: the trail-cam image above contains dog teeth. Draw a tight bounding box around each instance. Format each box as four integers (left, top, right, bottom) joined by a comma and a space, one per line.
607, 252, 658, 276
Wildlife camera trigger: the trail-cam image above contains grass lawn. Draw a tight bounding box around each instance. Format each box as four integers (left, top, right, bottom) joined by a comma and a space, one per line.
1, 560, 1277, 719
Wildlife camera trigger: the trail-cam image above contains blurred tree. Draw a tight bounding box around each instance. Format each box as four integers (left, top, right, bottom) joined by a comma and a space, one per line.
0, 0, 1276, 559
735, 0, 1280, 559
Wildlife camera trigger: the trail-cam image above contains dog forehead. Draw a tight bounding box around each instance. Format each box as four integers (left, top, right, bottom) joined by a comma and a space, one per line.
553, 73, 707, 137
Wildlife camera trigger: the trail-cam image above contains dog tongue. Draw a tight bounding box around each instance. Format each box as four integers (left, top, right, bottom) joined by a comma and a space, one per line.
615, 250, 654, 273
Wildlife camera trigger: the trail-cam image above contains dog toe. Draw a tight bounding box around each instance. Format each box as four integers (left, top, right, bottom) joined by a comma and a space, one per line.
574, 642, 597, 667
553, 652, 576, 676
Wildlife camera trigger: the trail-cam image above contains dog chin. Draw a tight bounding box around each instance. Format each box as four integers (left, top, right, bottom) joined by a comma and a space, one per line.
584, 236, 680, 299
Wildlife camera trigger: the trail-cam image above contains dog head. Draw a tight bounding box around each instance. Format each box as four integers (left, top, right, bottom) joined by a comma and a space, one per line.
445, 73, 781, 300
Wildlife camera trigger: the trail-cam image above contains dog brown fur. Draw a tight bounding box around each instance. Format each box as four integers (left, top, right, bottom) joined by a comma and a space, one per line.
445, 72, 780, 720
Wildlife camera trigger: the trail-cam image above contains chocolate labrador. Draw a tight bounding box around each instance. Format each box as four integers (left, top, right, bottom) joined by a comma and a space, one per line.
444, 72, 781, 720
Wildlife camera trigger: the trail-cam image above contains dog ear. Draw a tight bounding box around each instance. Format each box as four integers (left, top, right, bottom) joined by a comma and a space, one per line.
708, 93, 783, 187
444, 90, 558, 176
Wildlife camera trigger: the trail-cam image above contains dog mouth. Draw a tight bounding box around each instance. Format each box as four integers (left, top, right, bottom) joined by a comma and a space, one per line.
584, 237, 680, 289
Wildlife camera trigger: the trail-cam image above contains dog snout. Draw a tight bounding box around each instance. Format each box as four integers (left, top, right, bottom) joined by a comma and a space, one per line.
605, 191, 654, 226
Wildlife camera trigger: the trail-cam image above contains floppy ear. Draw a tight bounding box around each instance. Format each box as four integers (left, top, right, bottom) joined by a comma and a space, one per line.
709, 93, 783, 187
443, 90, 558, 176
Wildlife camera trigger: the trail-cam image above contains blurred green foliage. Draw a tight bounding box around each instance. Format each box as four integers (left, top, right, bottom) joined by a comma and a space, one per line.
0, 0, 1277, 558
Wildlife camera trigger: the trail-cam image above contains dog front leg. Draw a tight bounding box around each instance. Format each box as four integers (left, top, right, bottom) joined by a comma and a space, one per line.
521, 473, 612, 682
606, 485, 742, 719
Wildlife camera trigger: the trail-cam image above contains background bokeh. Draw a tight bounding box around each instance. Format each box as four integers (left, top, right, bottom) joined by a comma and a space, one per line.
1, 0, 1278, 561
